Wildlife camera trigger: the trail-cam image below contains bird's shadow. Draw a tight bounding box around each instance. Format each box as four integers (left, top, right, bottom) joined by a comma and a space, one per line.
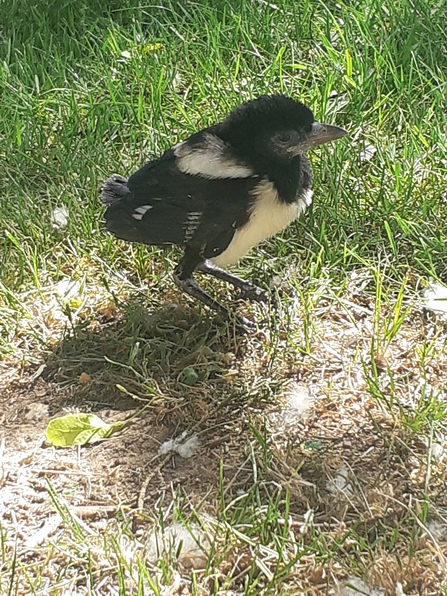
42, 299, 249, 418
37, 300, 274, 513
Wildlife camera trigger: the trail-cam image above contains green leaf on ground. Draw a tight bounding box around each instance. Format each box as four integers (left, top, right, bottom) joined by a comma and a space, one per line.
45, 413, 128, 447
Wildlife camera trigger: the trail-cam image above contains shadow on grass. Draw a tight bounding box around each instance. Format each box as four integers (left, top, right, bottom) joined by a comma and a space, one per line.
42, 299, 250, 417
35, 299, 268, 513
4, 0, 260, 45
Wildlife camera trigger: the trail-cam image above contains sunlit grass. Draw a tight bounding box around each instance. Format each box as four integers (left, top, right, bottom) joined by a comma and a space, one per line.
1, 0, 447, 594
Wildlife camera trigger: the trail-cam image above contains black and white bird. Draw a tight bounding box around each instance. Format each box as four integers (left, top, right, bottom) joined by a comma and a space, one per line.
100, 95, 347, 327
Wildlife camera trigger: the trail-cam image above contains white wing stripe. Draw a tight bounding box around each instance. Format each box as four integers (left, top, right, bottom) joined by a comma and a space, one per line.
132, 205, 154, 220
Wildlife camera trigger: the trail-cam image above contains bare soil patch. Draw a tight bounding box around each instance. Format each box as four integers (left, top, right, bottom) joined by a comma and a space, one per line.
1, 293, 447, 594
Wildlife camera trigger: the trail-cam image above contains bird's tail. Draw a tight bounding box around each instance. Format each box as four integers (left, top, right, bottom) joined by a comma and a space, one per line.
100, 174, 130, 206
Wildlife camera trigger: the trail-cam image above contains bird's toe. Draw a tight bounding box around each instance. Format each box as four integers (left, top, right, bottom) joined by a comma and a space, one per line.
237, 284, 270, 304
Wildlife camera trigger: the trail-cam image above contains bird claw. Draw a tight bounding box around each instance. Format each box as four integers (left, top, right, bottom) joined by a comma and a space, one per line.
236, 285, 280, 310
237, 285, 269, 304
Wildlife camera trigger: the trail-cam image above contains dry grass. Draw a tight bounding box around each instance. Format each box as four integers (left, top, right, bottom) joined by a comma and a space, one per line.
1, 263, 447, 595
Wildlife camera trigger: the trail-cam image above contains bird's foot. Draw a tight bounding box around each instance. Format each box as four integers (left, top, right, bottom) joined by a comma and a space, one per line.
237, 284, 280, 310
174, 273, 258, 333
197, 261, 270, 304
236, 283, 269, 304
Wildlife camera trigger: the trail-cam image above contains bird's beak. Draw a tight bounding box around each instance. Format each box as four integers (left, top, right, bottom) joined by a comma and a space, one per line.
308, 122, 348, 146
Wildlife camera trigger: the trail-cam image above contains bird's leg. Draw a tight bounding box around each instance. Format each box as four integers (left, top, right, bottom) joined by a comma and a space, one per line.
174, 274, 231, 319
196, 260, 269, 304
174, 251, 255, 330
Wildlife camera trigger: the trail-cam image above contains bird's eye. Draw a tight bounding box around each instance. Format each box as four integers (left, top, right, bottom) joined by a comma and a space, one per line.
277, 132, 292, 143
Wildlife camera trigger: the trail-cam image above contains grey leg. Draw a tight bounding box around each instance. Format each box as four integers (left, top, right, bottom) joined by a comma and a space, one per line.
173, 273, 229, 319
196, 260, 269, 303
173, 248, 257, 330
173, 273, 255, 331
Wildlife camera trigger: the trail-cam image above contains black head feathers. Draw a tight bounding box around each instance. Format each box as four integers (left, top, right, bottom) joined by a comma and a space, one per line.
218, 95, 315, 149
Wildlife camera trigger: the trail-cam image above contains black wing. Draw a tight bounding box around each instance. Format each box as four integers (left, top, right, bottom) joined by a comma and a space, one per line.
101, 132, 259, 258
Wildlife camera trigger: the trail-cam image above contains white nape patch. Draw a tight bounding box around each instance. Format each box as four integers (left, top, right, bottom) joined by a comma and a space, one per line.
183, 211, 202, 242
174, 133, 254, 179
132, 204, 153, 220
55, 279, 82, 303
326, 462, 353, 497
211, 179, 309, 268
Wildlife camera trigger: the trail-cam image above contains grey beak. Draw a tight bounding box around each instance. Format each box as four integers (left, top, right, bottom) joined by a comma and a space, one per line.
308, 122, 348, 146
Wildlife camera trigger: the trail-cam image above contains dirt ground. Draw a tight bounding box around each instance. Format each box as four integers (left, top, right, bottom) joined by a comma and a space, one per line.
1, 308, 256, 534
1, 293, 447, 594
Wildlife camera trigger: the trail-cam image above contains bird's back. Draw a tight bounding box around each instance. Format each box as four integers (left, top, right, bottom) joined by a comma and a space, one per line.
100, 149, 259, 250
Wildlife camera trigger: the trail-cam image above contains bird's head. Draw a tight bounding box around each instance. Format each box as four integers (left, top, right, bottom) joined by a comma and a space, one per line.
220, 94, 347, 164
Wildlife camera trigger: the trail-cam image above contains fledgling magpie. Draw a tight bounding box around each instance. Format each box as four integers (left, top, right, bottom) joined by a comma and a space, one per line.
100, 95, 347, 327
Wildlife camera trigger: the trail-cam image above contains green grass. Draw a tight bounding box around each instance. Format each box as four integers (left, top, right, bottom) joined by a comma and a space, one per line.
1, 0, 447, 594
